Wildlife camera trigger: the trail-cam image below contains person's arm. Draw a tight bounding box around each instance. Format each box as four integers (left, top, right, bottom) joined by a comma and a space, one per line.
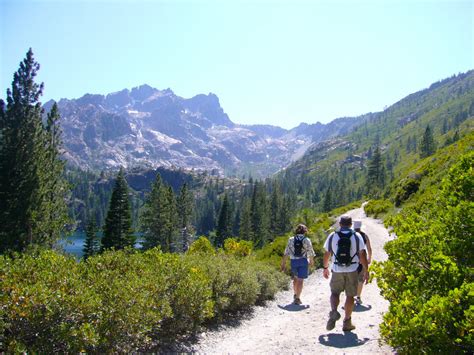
357, 236, 369, 283
281, 239, 291, 272
322, 250, 331, 279
306, 238, 315, 267
365, 235, 373, 264
280, 255, 288, 272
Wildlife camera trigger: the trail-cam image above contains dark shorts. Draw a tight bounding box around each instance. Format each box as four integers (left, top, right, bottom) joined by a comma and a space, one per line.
290, 258, 309, 279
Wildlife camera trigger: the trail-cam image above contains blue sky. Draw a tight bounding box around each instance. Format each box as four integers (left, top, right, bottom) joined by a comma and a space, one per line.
1, 0, 472, 129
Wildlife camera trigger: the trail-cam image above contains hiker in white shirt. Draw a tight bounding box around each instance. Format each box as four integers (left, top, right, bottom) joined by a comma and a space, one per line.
280, 224, 315, 305
322, 215, 369, 331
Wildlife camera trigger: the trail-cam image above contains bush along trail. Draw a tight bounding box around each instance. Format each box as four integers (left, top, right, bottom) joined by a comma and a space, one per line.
190, 204, 395, 354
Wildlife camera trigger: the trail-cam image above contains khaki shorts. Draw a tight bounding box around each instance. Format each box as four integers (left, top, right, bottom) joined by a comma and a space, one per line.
330, 270, 359, 297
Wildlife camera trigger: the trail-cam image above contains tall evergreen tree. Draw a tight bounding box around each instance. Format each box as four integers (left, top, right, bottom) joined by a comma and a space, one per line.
176, 183, 194, 252
163, 185, 178, 252
420, 124, 436, 158
239, 197, 253, 240
101, 168, 135, 251
141, 174, 179, 252
177, 183, 194, 231
270, 182, 283, 235
141, 173, 166, 250
83, 216, 99, 259
0, 48, 68, 252
367, 145, 385, 195
278, 195, 292, 234
41, 103, 69, 245
215, 193, 232, 247
250, 181, 270, 247
323, 187, 332, 212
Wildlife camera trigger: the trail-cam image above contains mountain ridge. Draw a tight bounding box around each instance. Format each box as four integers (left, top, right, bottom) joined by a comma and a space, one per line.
48, 85, 364, 177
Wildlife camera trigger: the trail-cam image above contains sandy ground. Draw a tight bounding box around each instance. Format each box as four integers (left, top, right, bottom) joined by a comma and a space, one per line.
190, 205, 395, 354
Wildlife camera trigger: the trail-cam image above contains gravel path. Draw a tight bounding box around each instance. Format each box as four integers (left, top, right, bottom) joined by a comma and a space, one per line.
190, 205, 395, 354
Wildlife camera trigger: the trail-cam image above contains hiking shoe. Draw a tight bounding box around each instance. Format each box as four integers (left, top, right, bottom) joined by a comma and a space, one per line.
326, 310, 341, 330
294, 297, 302, 305
355, 296, 362, 305
342, 318, 356, 331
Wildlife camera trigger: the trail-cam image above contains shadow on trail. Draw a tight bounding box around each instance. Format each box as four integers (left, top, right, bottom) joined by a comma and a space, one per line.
277, 303, 310, 312
318, 332, 370, 348
353, 303, 372, 312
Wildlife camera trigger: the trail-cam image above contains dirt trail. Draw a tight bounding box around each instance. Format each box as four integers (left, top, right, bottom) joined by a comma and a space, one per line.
190, 205, 395, 354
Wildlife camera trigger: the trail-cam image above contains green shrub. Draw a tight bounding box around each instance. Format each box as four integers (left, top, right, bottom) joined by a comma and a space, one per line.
1, 246, 286, 352
373, 152, 473, 353
394, 176, 421, 206
249, 259, 288, 303
186, 254, 259, 316
0, 250, 98, 353
80, 248, 173, 351
223, 238, 253, 257
187, 236, 216, 255
155, 252, 214, 340
364, 199, 393, 218
254, 235, 289, 271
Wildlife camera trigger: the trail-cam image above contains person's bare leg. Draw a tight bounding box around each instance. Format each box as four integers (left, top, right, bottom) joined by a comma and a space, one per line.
293, 278, 304, 298
330, 292, 340, 311
357, 282, 363, 298
344, 296, 354, 320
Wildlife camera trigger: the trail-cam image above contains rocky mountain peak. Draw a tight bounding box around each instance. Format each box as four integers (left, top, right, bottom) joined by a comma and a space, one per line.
130, 84, 158, 101
76, 93, 105, 107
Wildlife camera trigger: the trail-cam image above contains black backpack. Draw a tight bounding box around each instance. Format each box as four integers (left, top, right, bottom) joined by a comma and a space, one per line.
293, 235, 306, 257
329, 231, 359, 266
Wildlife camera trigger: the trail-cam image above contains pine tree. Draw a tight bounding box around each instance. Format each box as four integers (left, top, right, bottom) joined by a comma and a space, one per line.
278, 195, 292, 234
367, 145, 385, 195
216, 193, 232, 247
177, 183, 194, 231
163, 185, 178, 251
250, 181, 270, 247
141, 173, 165, 250
0, 48, 68, 252
83, 216, 99, 259
270, 182, 283, 235
239, 197, 252, 240
101, 168, 135, 251
41, 102, 69, 245
420, 124, 436, 158
176, 183, 194, 252
323, 187, 332, 212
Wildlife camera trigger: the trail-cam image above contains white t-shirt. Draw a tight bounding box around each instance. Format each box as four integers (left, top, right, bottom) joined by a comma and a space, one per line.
284, 235, 316, 259
324, 229, 366, 273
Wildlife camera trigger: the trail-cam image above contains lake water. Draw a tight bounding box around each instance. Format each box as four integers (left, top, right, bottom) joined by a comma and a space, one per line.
61, 232, 87, 258
62, 232, 143, 258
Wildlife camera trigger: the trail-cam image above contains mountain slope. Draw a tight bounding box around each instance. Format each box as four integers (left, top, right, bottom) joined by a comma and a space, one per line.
277, 70, 474, 210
